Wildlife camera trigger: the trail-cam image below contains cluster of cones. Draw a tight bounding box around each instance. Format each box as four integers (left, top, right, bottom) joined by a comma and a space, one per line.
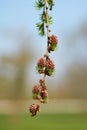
36, 35, 58, 76
29, 34, 58, 116
29, 80, 48, 116
36, 56, 55, 76
32, 79, 48, 103
48, 35, 58, 52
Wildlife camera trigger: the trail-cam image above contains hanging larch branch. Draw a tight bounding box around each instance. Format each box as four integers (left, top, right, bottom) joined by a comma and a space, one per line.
29, 0, 58, 117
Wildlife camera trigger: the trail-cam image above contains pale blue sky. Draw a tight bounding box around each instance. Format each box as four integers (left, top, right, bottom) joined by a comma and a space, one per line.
0, 0, 87, 52
0, 0, 87, 83
0, 0, 87, 33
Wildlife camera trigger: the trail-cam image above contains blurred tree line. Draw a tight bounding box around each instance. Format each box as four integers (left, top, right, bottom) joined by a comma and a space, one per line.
0, 20, 87, 100
51, 20, 87, 99
0, 31, 34, 100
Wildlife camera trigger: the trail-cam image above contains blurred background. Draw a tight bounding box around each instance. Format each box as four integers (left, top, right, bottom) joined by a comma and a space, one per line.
0, 0, 87, 130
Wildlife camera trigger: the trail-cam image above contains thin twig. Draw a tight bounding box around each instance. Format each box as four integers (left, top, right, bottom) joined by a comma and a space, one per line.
43, 0, 50, 82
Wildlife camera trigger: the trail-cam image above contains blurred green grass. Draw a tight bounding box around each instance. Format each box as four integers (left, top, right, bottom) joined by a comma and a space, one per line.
0, 113, 87, 130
